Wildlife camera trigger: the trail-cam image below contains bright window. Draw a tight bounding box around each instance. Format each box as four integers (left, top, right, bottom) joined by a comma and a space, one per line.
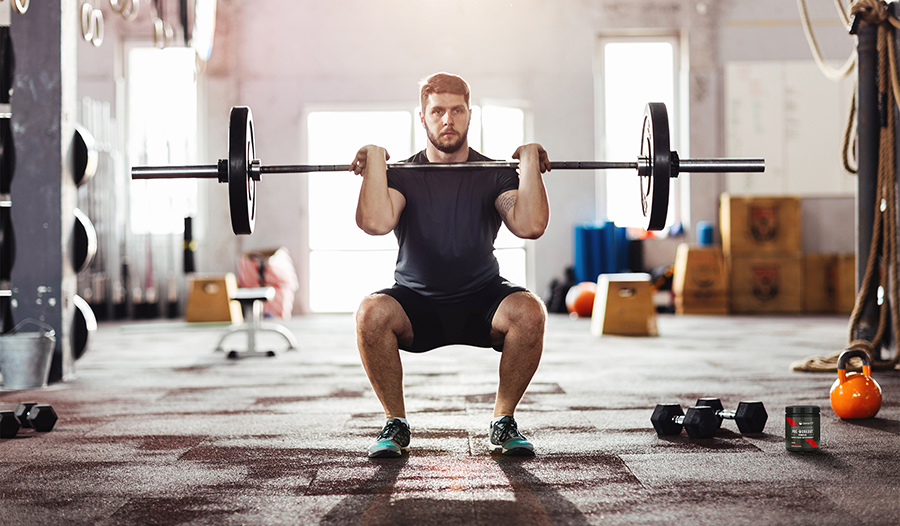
600, 38, 678, 228
126, 47, 198, 235
308, 106, 527, 313
307, 111, 410, 313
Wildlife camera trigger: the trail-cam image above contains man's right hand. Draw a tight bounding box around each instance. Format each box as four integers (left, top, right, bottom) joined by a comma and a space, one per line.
350, 145, 390, 176
354, 145, 405, 235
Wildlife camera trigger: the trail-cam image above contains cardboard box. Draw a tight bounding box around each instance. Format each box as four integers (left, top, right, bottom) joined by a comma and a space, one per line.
835, 253, 857, 314
728, 253, 804, 314
803, 253, 857, 314
804, 253, 837, 313
675, 295, 730, 315
672, 243, 729, 314
185, 273, 243, 323
591, 273, 658, 336
720, 194, 802, 255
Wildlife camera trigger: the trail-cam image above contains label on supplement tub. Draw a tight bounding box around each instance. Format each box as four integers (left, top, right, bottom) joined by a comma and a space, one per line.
785, 416, 819, 450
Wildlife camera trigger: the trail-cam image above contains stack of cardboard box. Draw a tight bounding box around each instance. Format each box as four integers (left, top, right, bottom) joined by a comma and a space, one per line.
719, 194, 857, 314
720, 194, 804, 314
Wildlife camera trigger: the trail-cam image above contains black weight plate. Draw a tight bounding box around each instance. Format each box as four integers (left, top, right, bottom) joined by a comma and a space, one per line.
0, 118, 14, 194
640, 103, 671, 231
0, 295, 11, 333
71, 294, 97, 360
71, 208, 97, 274
73, 124, 99, 187
228, 106, 256, 235
0, 26, 13, 104
0, 205, 13, 280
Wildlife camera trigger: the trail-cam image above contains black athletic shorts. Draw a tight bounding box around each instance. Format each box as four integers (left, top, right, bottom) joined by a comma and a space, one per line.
378, 276, 526, 353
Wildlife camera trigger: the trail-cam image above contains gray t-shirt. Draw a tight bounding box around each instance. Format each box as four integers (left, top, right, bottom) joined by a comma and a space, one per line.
386, 148, 520, 301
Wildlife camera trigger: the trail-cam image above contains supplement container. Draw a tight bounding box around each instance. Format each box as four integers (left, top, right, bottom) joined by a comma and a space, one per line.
785, 405, 820, 451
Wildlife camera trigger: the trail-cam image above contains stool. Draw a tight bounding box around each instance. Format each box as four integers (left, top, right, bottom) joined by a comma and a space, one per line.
214, 287, 299, 359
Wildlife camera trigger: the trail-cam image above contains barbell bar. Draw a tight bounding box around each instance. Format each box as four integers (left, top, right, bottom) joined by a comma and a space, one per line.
132, 103, 765, 235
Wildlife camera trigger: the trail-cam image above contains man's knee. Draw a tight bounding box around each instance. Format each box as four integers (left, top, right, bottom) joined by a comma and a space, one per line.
356, 294, 412, 341
357, 294, 395, 330
496, 291, 547, 335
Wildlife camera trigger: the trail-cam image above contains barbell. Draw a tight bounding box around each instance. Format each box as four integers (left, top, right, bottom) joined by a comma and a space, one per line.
132, 103, 764, 235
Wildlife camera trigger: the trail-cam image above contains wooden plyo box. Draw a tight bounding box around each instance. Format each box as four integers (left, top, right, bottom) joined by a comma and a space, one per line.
185, 273, 243, 323
728, 253, 804, 314
591, 273, 658, 337
720, 194, 802, 255
672, 243, 729, 315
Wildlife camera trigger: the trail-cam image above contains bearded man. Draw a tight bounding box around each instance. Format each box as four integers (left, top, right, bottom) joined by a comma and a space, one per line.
350, 72, 551, 458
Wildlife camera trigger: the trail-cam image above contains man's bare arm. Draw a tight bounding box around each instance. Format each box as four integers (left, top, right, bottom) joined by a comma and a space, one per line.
497, 143, 550, 239
352, 145, 406, 235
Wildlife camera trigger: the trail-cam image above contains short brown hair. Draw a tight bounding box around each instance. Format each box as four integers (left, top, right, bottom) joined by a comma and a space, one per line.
419, 72, 470, 112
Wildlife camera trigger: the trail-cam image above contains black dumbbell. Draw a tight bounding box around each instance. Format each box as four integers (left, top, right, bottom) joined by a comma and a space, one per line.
13, 402, 57, 432
13, 402, 36, 427
651, 404, 719, 439
0, 410, 20, 438
695, 398, 767, 435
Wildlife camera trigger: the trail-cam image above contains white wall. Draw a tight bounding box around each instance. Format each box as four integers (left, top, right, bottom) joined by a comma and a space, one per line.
78, 0, 861, 314
207, 0, 601, 312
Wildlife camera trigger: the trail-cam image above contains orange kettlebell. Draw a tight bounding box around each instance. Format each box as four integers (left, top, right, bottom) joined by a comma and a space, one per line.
830, 348, 882, 419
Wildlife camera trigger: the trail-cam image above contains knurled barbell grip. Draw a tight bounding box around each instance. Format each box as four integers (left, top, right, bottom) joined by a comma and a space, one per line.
250, 159, 763, 174
260, 161, 641, 172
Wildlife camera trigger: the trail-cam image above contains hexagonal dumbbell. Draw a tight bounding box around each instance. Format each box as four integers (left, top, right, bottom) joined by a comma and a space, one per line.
0, 410, 20, 438
14, 402, 57, 432
695, 398, 767, 435
651, 404, 719, 439
13, 402, 37, 428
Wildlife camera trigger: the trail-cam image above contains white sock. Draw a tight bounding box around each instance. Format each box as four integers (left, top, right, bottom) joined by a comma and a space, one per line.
390, 417, 409, 426
491, 415, 511, 426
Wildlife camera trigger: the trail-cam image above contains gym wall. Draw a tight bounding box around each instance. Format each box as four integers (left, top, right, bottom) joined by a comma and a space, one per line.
75, 0, 856, 314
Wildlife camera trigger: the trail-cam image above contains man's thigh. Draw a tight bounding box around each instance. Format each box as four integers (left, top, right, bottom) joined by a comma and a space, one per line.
379, 279, 524, 352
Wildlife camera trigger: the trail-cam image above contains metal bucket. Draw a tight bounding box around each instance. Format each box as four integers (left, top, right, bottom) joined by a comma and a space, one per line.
0, 320, 55, 389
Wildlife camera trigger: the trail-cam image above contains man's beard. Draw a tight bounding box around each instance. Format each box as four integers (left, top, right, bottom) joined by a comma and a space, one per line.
426, 126, 468, 154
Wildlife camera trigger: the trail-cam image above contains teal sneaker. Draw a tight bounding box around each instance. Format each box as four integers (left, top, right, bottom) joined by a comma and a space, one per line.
368, 418, 411, 458
490, 416, 535, 456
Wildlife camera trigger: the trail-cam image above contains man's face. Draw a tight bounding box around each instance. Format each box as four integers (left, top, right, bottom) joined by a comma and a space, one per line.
421, 92, 470, 154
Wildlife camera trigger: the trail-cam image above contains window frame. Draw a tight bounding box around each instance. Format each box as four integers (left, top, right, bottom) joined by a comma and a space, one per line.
595, 32, 685, 231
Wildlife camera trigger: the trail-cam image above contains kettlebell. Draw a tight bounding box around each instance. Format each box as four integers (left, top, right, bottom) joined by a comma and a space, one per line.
830, 348, 883, 419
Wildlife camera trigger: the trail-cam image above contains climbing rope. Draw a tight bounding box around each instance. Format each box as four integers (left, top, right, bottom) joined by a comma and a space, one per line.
796, 0, 858, 80
793, 1, 900, 371
842, 84, 858, 174
797, 1, 863, 171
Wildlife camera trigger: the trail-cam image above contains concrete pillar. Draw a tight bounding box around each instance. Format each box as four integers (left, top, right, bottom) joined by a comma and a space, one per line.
8, 0, 78, 382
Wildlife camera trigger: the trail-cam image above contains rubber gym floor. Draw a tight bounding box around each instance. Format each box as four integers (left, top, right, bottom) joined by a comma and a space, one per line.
0, 312, 897, 525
